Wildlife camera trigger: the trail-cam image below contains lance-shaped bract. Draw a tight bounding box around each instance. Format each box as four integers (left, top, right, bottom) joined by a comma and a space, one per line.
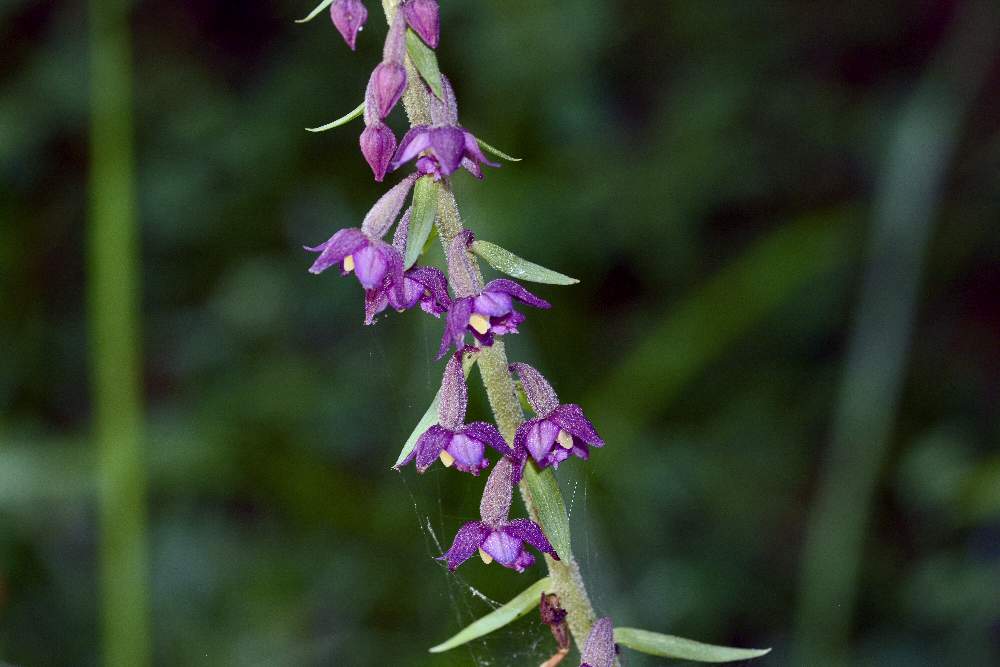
330, 0, 367, 50
398, 353, 512, 474
580, 618, 616, 667
439, 458, 560, 572
511, 363, 604, 470
402, 0, 440, 49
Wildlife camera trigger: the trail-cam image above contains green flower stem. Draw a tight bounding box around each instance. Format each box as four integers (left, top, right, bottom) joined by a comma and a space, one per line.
380, 0, 601, 652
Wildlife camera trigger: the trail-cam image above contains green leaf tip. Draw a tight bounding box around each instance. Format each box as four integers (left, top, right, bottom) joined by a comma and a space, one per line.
306, 101, 365, 133
471, 240, 579, 286
406, 29, 444, 99
295, 0, 335, 24
613, 627, 771, 663
404, 176, 440, 269
428, 577, 551, 653
476, 138, 522, 162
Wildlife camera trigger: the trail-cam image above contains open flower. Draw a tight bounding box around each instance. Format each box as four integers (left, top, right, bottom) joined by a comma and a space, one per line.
397, 353, 512, 474
437, 279, 549, 357
439, 458, 559, 572
511, 363, 604, 470
390, 75, 498, 179
580, 618, 617, 667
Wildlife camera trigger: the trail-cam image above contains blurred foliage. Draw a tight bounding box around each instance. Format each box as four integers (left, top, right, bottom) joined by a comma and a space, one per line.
2, 0, 999, 665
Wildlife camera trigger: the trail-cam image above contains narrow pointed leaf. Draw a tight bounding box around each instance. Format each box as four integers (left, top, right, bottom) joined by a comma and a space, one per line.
394, 353, 477, 467
472, 240, 579, 286
406, 29, 444, 99
295, 0, 336, 24
306, 101, 365, 132
476, 138, 522, 162
404, 176, 439, 269
614, 628, 771, 663
521, 464, 571, 562
429, 577, 551, 653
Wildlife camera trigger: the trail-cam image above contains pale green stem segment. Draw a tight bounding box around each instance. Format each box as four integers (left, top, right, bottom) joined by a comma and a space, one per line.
88, 0, 151, 665
793, 4, 999, 665
380, 0, 602, 653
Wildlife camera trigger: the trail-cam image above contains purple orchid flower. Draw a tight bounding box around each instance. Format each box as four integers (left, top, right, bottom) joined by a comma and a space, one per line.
510, 363, 604, 471
402, 0, 439, 48
439, 458, 559, 572
329, 0, 367, 51
580, 617, 617, 667
390, 75, 499, 179
397, 353, 512, 474
306, 174, 417, 295
436, 231, 550, 358
363, 208, 451, 324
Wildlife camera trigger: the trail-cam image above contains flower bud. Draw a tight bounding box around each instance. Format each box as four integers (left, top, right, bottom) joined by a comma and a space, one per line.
359, 122, 397, 181
369, 62, 407, 119
403, 0, 440, 48
329, 0, 367, 51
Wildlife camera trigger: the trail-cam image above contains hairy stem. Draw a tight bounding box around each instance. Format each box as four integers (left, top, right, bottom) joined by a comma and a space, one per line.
380, 0, 600, 651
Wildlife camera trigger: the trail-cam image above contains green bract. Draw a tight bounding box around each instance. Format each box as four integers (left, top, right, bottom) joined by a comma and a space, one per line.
404, 176, 440, 269
406, 29, 444, 99
305, 101, 364, 133
472, 240, 579, 286
614, 627, 771, 663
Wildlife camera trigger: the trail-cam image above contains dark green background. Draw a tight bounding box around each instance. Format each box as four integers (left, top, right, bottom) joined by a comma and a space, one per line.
2, 0, 999, 665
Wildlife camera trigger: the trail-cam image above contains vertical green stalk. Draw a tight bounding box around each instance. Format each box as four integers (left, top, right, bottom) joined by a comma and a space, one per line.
88, 0, 151, 665
793, 4, 998, 665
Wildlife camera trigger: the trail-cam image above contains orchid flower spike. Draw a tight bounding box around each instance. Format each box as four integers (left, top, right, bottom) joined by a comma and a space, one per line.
511, 363, 604, 471
437, 231, 550, 358
397, 353, 512, 474
390, 75, 499, 179
330, 0, 367, 50
580, 618, 617, 667
439, 458, 559, 572
402, 0, 439, 48
305, 174, 417, 300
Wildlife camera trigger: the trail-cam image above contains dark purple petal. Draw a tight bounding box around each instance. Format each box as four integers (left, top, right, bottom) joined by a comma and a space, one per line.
473, 290, 513, 317
511, 549, 535, 572
548, 404, 604, 447
391, 126, 432, 170
510, 363, 560, 416
412, 425, 451, 472
429, 74, 459, 126
329, 0, 367, 50
370, 62, 406, 119
438, 521, 489, 571
437, 354, 467, 431
479, 457, 514, 526
405, 266, 451, 315
363, 284, 389, 325
489, 310, 524, 336
438, 297, 473, 359
481, 530, 524, 567
462, 130, 500, 168
360, 173, 418, 238
428, 126, 467, 176
518, 418, 559, 463
504, 518, 559, 560
306, 228, 368, 274
463, 421, 513, 459
359, 122, 396, 182
461, 156, 484, 179
402, 0, 439, 48
483, 279, 551, 309
580, 618, 615, 667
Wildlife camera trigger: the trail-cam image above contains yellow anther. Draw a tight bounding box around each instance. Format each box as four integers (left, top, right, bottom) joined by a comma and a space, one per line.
478, 549, 493, 564
556, 429, 574, 450
468, 313, 491, 335
343, 254, 355, 272
439, 450, 455, 467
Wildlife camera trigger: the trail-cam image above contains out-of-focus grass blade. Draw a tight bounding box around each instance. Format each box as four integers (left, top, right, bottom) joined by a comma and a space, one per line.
428, 577, 550, 653
295, 0, 335, 24
614, 628, 770, 663
306, 101, 364, 132
406, 30, 443, 99
521, 464, 571, 562
477, 138, 522, 162
472, 240, 578, 286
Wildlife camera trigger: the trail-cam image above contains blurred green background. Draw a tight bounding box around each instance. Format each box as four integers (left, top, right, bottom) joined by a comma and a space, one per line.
2, 0, 999, 665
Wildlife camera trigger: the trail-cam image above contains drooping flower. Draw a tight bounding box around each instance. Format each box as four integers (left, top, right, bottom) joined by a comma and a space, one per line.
402, 0, 439, 48
510, 363, 604, 470
580, 618, 617, 667
329, 0, 367, 50
436, 231, 550, 358
367, 10, 408, 120
397, 353, 512, 474
305, 174, 417, 295
360, 122, 396, 182
390, 75, 499, 179
439, 458, 559, 572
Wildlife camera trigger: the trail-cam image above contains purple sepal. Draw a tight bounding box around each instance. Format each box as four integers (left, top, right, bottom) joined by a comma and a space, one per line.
580, 618, 616, 667
505, 518, 559, 561
437, 296, 473, 359
402, 0, 440, 48
369, 61, 406, 119
463, 421, 513, 459
438, 521, 490, 571
484, 279, 551, 310
305, 227, 367, 274
437, 354, 467, 431
359, 122, 396, 182
549, 403, 604, 447
330, 0, 367, 51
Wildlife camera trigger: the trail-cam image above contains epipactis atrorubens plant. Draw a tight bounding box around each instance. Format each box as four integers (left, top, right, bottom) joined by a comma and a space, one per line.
298, 1, 772, 663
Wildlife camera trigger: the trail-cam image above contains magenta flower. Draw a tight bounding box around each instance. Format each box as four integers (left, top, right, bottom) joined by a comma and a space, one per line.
580, 618, 617, 667
329, 0, 367, 50
439, 458, 559, 572
511, 363, 604, 470
402, 0, 439, 48
390, 75, 498, 179
397, 353, 512, 475
359, 122, 396, 182
437, 280, 549, 357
